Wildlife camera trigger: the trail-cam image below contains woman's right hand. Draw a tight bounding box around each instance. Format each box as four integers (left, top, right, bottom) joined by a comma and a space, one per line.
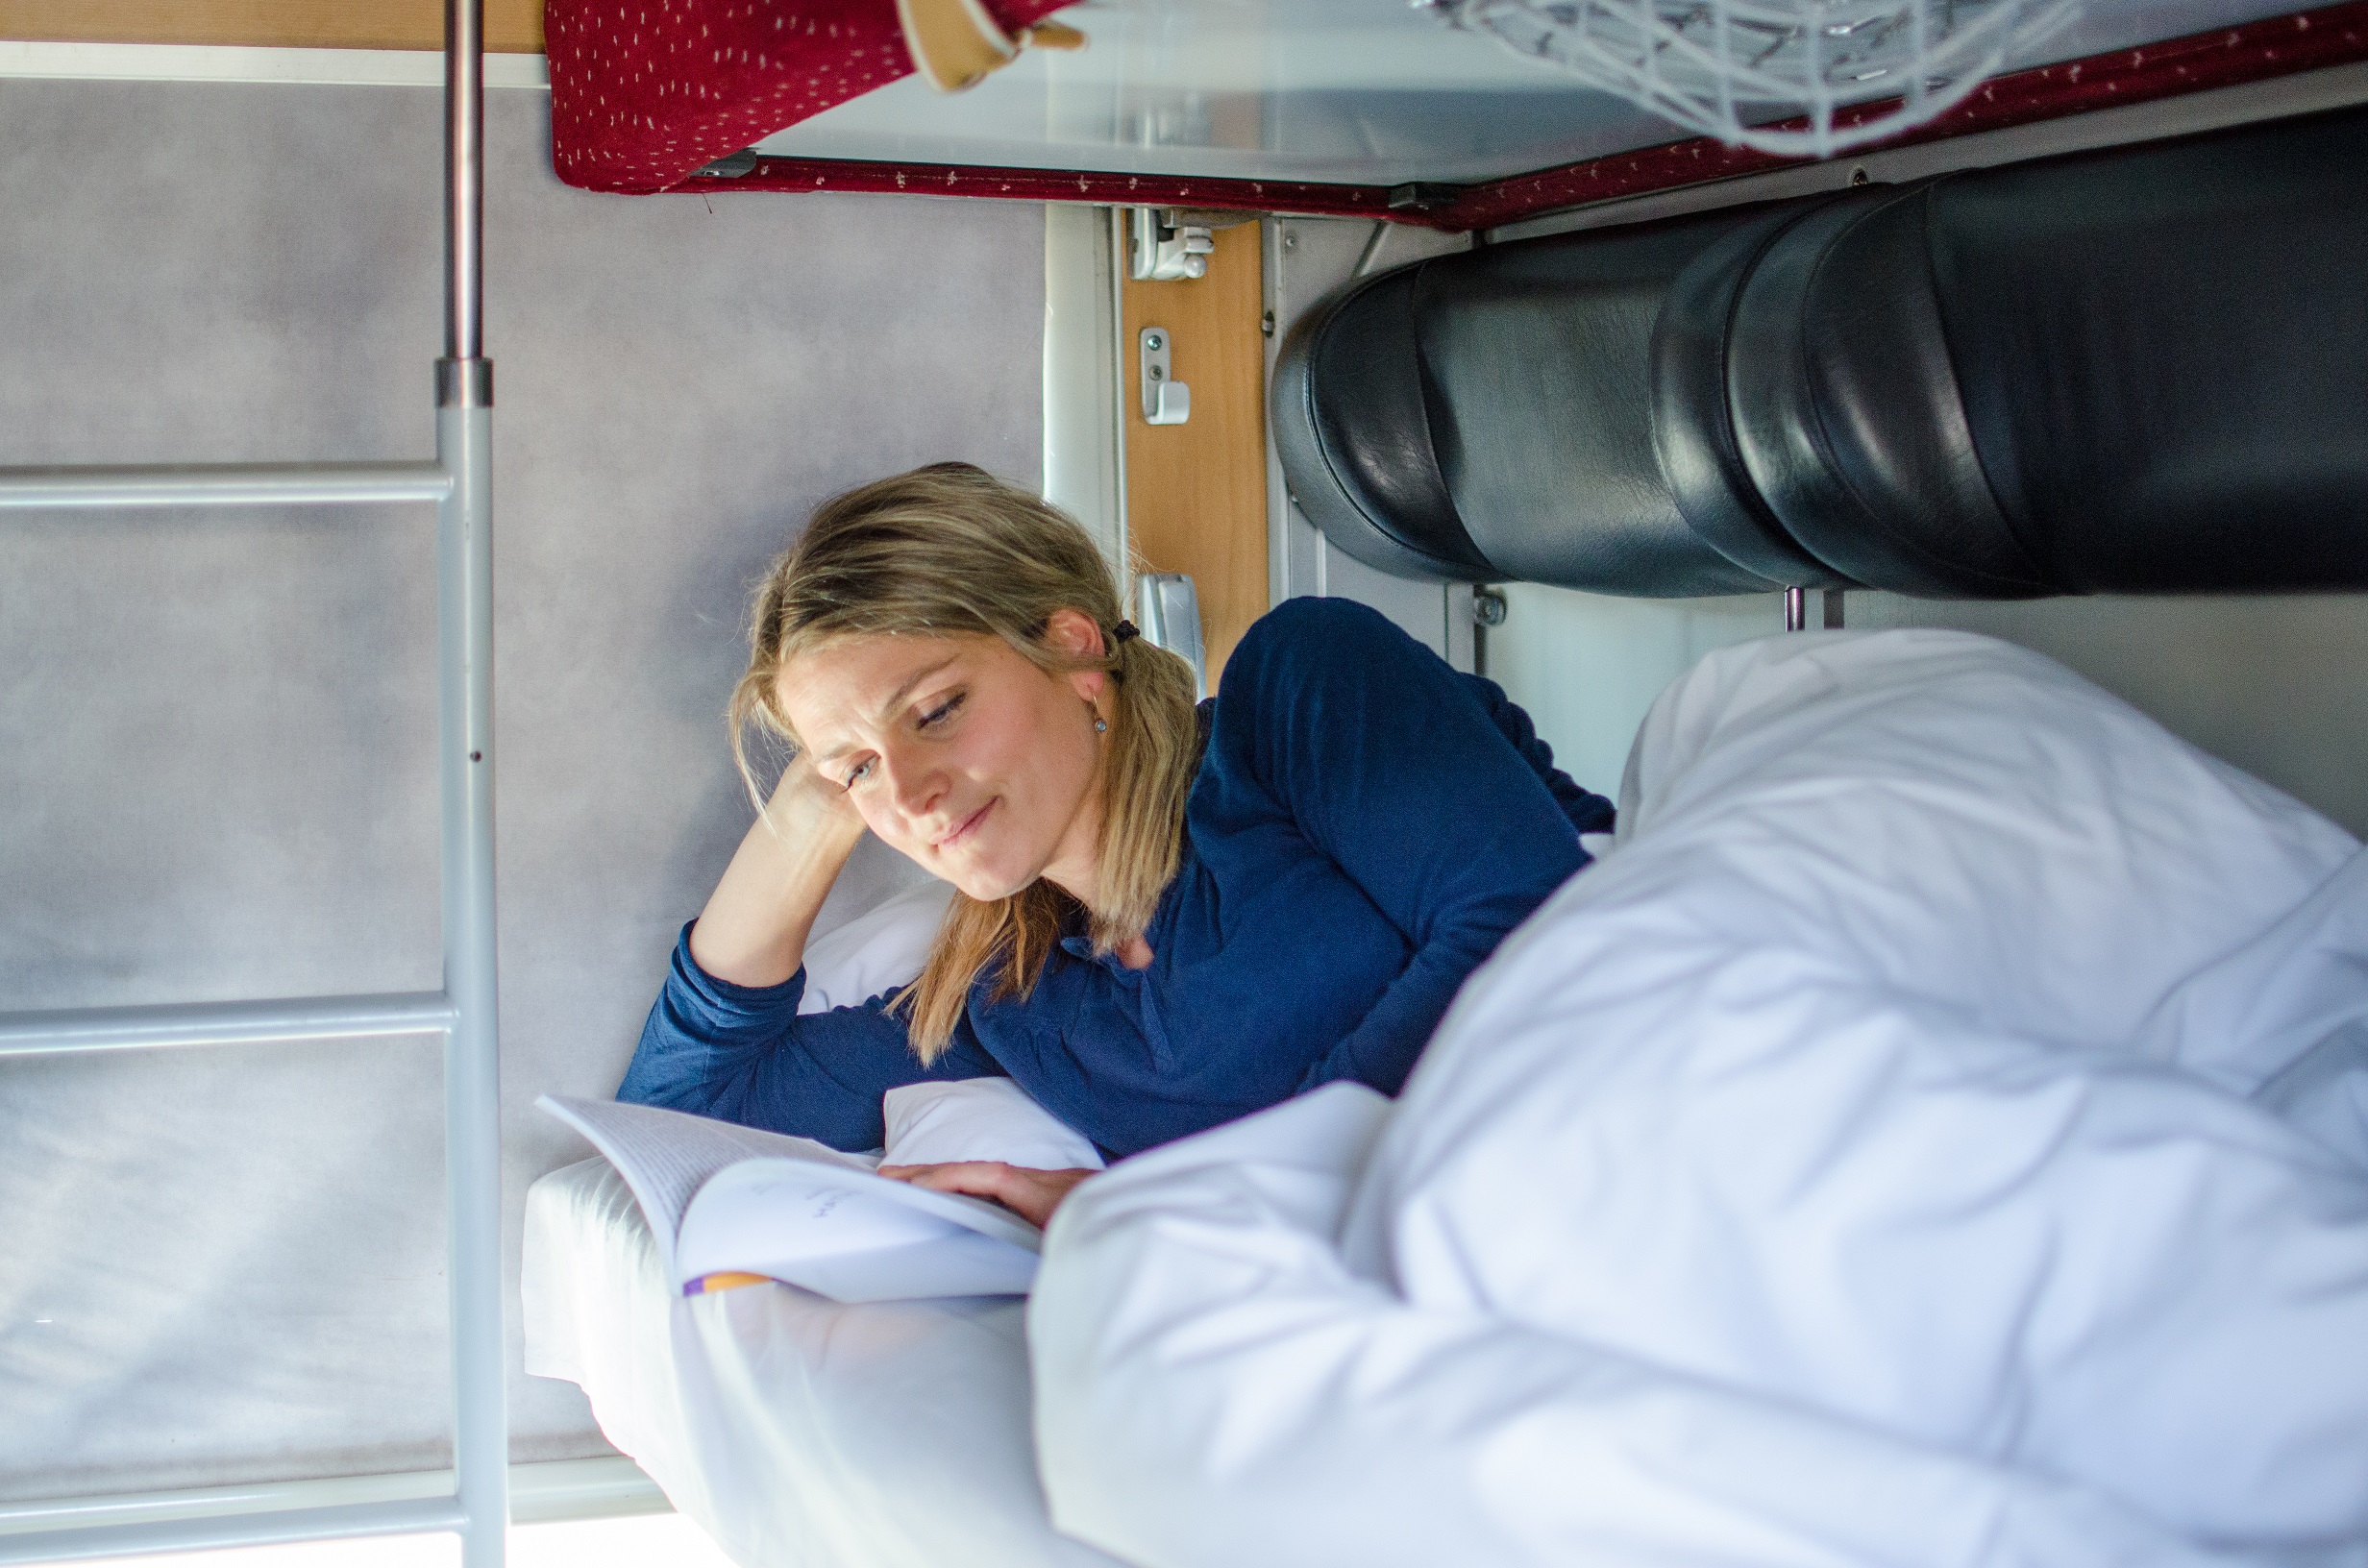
686, 754, 870, 989
766, 747, 867, 840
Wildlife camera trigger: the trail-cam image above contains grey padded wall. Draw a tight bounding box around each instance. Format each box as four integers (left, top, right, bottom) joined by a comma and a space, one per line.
0, 79, 1041, 1497
1491, 587, 2368, 840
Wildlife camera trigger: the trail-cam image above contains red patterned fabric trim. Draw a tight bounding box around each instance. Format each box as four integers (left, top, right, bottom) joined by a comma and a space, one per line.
558, 0, 2368, 226
1437, 0, 2368, 229
703, 159, 1404, 218
548, 0, 1073, 193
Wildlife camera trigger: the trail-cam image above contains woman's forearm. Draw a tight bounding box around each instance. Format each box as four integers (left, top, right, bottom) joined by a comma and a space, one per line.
687, 770, 868, 988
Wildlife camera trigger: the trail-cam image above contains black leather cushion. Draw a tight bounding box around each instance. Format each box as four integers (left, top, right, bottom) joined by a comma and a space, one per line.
1412, 208, 1804, 596
1926, 109, 2368, 593
1271, 268, 1494, 580
1650, 206, 1861, 590
1273, 208, 1823, 594
1725, 188, 2056, 596
1277, 104, 2368, 598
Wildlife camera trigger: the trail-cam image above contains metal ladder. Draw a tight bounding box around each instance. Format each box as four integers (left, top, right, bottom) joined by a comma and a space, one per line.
0, 4, 507, 1563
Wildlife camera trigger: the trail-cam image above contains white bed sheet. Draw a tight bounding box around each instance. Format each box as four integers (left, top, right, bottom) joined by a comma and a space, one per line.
523, 1154, 1122, 1568
1032, 629, 2368, 1568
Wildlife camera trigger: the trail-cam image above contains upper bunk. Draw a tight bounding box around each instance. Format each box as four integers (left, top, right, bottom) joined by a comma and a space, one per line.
545, 0, 2368, 229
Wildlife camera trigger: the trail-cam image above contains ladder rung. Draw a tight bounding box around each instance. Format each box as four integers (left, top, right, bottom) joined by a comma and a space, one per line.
0, 1496, 469, 1565
0, 990, 457, 1057
0, 461, 452, 510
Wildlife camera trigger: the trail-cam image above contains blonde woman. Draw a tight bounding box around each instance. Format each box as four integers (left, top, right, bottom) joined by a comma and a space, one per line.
618, 463, 1612, 1224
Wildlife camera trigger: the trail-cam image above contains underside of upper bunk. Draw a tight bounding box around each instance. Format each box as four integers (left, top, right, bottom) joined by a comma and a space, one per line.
532, 0, 2368, 230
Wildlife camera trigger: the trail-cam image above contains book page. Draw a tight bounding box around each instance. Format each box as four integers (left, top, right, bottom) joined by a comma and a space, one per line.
537, 1094, 876, 1273
773, 1235, 1039, 1304
678, 1161, 1040, 1302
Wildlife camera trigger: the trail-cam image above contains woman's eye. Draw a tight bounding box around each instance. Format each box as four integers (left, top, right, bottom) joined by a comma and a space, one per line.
918, 693, 965, 730
842, 759, 874, 788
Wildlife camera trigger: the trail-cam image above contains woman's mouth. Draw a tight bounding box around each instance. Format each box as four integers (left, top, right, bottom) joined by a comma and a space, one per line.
936, 800, 993, 850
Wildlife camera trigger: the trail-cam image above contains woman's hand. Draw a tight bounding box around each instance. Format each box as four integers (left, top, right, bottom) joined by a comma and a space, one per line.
687, 754, 869, 988
876, 1162, 1096, 1230
768, 747, 868, 838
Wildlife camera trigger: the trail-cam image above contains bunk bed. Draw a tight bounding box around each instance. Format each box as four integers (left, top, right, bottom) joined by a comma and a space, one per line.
538, 0, 2368, 228
8, 0, 2366, 1561
518, 10, 2368, 1559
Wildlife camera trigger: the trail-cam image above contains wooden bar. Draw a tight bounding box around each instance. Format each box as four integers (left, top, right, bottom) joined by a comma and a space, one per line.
0, 0, 543, 53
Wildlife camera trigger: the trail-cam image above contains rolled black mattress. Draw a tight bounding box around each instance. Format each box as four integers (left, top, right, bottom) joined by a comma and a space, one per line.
1273, 107, 2368, 598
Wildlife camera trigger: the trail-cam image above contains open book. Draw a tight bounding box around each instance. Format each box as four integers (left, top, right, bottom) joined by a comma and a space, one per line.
538, 1094, 1044, 1303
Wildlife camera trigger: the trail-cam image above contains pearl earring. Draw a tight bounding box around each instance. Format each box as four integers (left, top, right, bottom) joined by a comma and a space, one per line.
1094, 717, 1109, 733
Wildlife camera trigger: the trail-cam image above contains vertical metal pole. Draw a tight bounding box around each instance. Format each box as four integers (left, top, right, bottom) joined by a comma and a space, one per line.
438, 1, 505, 1565
445, 0, 484, 365
1108, 208, 1131, 578
1785, 585, 1807, 631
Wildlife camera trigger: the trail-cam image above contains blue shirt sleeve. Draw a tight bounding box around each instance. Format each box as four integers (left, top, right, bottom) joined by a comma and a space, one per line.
1207, 597, 1610, 1097
616, 921, 1002, 1151
1458, 670, 1618, 837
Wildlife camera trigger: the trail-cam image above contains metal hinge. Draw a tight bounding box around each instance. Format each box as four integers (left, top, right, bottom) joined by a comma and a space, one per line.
1128, 208, 1216, 280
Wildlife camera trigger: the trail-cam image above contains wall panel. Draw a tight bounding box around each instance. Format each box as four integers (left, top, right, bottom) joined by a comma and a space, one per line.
1122, 223, 1269, 685
1492, 586, 2368, 840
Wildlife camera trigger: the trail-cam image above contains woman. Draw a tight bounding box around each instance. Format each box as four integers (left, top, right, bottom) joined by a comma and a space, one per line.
619, 463, 1612, 1223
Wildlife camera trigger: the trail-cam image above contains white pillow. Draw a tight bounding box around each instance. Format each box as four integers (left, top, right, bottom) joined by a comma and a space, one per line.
798, 877, 1103, 1169
883, 1079, 1105, 1171
798, 878, 954, 1014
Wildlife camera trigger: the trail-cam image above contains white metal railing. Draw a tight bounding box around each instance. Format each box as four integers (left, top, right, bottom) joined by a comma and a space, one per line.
0, 1458, 667, 1564
0, 1, 508, 1562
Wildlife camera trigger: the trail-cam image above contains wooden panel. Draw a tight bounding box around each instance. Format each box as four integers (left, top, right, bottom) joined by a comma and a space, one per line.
1121, 223, 1270, 689
0, 0, 545, 52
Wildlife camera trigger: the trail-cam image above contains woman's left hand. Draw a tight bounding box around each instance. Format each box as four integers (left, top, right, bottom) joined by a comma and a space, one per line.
876, 1162, 1096, 1230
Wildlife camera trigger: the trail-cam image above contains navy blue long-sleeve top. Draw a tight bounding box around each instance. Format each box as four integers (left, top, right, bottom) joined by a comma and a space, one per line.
618, 596, 1613, 1159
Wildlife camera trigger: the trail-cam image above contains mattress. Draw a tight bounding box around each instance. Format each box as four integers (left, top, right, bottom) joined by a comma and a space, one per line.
523, 1154, 1121, 1568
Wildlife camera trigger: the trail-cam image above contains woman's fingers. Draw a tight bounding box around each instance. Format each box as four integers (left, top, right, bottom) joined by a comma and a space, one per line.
877, 1161, 1097, 1228
774, 747, 866, 831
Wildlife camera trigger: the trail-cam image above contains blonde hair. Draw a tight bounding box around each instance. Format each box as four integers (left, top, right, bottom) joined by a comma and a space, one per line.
730, 463, 1202, 1063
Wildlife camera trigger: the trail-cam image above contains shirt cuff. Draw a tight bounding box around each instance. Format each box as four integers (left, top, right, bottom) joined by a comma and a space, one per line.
670, 919, 808, 1021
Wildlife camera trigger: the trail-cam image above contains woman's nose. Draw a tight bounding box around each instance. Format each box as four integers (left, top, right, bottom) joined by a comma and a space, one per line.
883, 749, 943, 821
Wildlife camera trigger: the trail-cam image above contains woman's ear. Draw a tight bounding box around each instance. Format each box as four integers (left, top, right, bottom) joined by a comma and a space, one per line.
1042, 606, 1105, 660
1043, 607, 1112, 706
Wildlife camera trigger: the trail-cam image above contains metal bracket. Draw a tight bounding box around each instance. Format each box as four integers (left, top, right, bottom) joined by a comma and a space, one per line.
1388, 182, 1464, 215
1137, 573, 1207, 698
435, 357, 495, 409
1139, 327, 1190, 426
691, 149, 760, 179
1128, 207, 1216, 281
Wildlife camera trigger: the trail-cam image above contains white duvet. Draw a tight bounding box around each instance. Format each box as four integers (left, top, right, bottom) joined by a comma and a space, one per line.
1032, 629, 2368, 1568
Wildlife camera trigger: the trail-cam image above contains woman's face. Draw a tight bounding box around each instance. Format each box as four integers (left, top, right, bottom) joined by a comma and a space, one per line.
777, 612, 1110, 902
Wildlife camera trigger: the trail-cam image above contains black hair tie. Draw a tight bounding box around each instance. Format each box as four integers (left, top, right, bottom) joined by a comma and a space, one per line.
1110, 620, 1140, 646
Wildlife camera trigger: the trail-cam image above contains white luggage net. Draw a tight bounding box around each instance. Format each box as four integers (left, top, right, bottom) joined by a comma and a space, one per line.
1426, 0, 2083, 157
